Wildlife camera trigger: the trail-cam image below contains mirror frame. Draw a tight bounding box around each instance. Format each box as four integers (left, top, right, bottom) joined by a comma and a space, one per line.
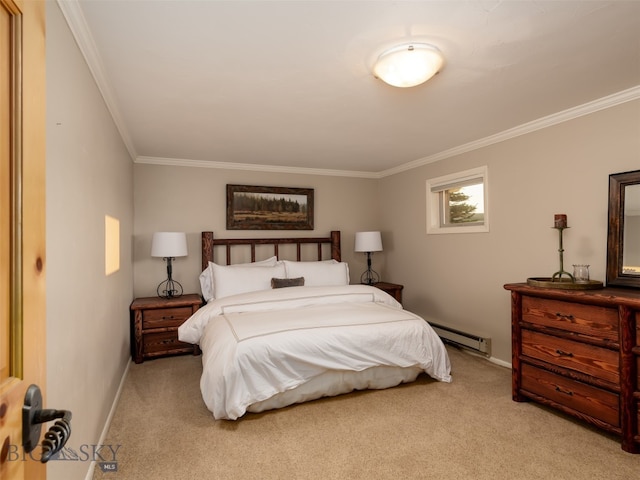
606, 169, 640, 288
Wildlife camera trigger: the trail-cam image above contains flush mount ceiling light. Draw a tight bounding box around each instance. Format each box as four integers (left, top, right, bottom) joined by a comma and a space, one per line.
373, 43, 444, 88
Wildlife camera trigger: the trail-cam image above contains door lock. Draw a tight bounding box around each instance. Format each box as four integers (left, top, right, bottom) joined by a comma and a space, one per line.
22, 384, 72, 463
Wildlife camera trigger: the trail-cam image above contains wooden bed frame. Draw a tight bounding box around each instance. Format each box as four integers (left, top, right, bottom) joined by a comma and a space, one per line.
201, 231, 341, 270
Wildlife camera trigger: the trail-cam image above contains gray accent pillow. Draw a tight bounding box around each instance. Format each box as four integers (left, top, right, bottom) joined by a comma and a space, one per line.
271, 277, 305, 289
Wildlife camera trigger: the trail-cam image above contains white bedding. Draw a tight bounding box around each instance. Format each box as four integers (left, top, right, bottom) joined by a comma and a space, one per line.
178, 284, 451, 419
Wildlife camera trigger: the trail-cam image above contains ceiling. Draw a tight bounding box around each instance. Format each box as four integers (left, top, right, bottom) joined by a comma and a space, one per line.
60, 1, 640, 177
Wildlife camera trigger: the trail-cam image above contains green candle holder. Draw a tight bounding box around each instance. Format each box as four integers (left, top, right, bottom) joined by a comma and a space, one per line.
526, 220, 603, 290
551, 226, 574, 282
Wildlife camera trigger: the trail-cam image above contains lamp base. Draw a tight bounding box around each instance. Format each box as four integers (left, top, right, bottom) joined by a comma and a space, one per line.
157, 278, 183, 299
157, 256, 183, 298
360, 251, 380, 285
360, 269, 380, 285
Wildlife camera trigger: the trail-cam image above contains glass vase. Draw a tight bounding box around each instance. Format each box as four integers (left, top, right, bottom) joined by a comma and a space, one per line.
572, 264, 590, 283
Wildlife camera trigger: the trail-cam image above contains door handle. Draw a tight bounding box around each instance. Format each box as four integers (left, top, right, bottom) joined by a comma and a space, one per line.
22, 384, 73, 463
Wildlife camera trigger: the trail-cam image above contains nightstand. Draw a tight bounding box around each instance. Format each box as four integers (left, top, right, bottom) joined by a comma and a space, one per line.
130, 294, 202, 363
373, 281, 404, 304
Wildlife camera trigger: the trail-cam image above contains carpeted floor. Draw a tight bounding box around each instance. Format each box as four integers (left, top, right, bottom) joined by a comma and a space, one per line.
92, 346, 639, 479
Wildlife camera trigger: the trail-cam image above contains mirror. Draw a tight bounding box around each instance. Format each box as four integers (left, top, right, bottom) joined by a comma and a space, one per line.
606, 170, 640, 288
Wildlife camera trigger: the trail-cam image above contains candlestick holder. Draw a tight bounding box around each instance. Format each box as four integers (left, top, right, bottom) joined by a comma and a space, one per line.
551, 226, 574, 282
526, 219, 603, 290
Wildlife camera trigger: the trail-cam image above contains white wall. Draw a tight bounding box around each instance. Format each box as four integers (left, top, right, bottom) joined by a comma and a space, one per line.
132, 165, 380, 298
46, 4, 133, 479
379, 100, 640, 363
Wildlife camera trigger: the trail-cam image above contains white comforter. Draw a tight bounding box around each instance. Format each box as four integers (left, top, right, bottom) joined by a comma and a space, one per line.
178, 284, 451, 419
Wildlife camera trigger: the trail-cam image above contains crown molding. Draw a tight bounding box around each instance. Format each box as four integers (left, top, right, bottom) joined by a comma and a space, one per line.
56, 0, 138, 161
135, 156, 381, 179
58, 0, 639, 179
138, 86, 640, 179
379, 85, 640, 178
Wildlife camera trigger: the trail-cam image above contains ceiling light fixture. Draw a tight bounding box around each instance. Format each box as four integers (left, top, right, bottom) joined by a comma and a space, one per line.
373, 43, 444, 88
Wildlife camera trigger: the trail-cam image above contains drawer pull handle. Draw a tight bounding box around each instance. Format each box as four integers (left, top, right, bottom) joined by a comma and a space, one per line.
555, 349, 574, 358
555, 313, 574, 320
555, 386, 573, 396
162, 315, 175, 320
161, 339, 174, 345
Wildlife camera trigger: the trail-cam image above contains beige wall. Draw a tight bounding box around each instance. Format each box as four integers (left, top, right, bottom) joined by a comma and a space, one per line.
47, 2, 640, 479
46, 4, 133, 480
379, 100, 640, 363
133, 165, 380, 298
45, 3, 640, 473
134, 100, 640, 365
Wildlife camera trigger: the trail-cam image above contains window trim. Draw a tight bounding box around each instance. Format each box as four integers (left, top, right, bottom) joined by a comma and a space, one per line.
426, 166, 489, 235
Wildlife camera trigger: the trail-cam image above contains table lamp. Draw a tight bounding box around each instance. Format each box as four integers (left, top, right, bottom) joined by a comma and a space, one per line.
151, 232, 187, 298
354, 231, 383, 285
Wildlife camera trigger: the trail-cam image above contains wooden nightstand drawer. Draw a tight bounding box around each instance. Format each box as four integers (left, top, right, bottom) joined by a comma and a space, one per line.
143, 331, 193, 355
522, 296, 618, 342
130, 294, 202, 363
522, 329, 619, 384
142, 306, 192, 329
521, 363, 620, 427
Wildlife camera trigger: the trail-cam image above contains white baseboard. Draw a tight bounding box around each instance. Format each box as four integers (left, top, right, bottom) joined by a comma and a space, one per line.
453, 344, 511, 369
84, 358, 131, 480
488, 356, 511, 369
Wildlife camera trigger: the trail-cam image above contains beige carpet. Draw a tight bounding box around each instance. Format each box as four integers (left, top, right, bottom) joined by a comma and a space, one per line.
93, 346, 639, 479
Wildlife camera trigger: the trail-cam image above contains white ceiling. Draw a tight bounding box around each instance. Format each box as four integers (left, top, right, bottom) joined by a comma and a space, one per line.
60, 0, 640, 177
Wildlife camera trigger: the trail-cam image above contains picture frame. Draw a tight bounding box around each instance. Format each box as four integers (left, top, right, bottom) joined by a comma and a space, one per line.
226, 184, 314, 230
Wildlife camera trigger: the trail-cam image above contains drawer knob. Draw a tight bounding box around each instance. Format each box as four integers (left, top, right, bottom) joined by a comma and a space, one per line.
555, 312, 574, 320
555, 349, 574, 358
555, 386, 573, 396
162, 315, 175, 320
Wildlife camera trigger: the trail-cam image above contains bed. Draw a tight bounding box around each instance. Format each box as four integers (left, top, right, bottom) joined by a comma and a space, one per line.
178, 231, 451, 420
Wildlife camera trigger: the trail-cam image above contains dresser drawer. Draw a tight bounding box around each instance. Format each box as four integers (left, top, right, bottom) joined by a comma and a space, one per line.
521, 363, 620, 427
142, 306, 192, 329
636, 313, 640, 387
522, 329, 619, 384
522, 296, 618, 342
143, 331, 192, 355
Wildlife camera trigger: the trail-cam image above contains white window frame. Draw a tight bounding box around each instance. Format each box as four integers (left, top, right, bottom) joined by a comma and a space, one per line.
426, 166, 489, 235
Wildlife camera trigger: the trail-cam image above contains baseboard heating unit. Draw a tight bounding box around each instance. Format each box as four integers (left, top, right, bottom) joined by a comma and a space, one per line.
430, 322, 491, 357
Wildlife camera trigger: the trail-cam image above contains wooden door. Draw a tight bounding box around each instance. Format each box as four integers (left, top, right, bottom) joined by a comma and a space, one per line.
0, 0, 47, 479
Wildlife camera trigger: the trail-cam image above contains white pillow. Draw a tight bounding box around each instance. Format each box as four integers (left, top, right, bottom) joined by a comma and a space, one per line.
211, 262, 286, 299
283, 260, 350, 287
199, 256, 278, 301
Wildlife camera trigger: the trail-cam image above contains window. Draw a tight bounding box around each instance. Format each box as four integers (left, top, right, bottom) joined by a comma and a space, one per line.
426, 166, 489, 234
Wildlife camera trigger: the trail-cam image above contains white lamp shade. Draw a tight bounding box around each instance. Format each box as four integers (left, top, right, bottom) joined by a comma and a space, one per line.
373, 43, 444, 88
151, 232, 188, 258
354, 231, 383, 253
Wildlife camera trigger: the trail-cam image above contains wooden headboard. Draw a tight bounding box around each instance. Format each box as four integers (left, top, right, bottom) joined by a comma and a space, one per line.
201, 231, 341, 270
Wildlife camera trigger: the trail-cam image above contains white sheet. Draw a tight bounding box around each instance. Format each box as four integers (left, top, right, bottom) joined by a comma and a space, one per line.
178, 284, 451, 419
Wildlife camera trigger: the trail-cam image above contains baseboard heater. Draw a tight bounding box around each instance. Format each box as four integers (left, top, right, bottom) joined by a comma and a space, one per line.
430, 322, 491, 357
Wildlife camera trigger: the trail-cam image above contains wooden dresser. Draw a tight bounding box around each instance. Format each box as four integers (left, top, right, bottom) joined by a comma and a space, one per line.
504, 283, 640, 453
130, 294, 202, 363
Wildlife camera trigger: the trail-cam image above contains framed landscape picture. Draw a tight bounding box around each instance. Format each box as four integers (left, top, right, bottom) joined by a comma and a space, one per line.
226, 184, 314, 230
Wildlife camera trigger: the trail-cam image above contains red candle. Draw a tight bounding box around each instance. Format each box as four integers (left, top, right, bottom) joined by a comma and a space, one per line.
554, 214, 567, 228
